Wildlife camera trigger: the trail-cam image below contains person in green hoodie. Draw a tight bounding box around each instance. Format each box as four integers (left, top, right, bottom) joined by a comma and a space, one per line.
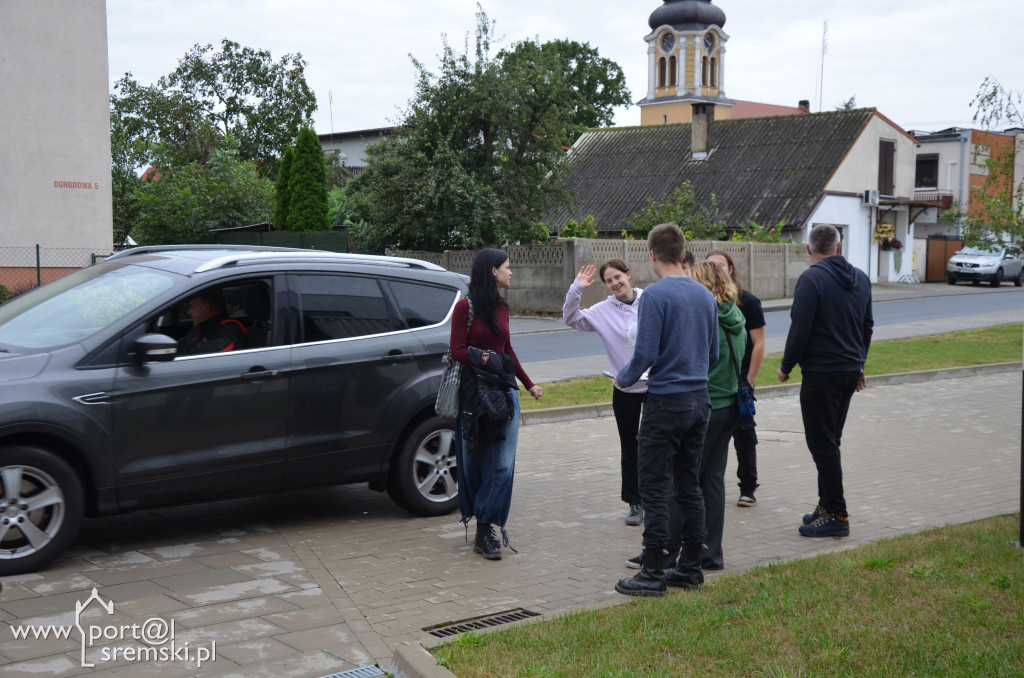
685, 262, 747, 572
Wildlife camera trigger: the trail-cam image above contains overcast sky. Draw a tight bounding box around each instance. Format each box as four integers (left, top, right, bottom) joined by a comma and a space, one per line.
106, 0, 1022, 135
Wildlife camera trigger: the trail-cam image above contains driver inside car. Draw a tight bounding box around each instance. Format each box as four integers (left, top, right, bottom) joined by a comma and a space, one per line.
177, 289, 247, 356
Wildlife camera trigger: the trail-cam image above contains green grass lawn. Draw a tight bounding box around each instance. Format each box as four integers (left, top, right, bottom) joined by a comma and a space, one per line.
434, 514, 1024, 677
519, 324, 1022, 411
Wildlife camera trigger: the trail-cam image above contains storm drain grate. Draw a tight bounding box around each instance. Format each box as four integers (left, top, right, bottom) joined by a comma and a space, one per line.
426, 608, 541, 638
314, 666, 385, 678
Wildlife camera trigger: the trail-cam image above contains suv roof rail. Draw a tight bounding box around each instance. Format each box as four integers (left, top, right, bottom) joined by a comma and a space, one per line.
105, 244, 310, 261
192, 251, 446, 274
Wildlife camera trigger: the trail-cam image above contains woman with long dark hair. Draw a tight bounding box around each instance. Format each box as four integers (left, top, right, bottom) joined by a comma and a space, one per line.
705, 250, 766, 508
450, 248, 542, 560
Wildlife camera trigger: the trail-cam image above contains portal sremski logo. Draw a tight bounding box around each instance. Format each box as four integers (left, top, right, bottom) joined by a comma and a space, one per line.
10, 587, 216, 668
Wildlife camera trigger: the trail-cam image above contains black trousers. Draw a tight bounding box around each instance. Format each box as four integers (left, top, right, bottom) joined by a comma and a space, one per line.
636, 390, 711, 550
700, 405, 738, 568
732, 415, 758, 496
612, 388, 645, 506
799, 371, 860, 517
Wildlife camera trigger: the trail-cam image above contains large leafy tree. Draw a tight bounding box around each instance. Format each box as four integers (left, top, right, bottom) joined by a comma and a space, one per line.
286, 127, 330, 232
110, 39, 316, 172
132, 136, 275, 245
353, 10, 630, 252
109, 39, 315, 244
956, 77, 1024, 245
500, 39, 631, 133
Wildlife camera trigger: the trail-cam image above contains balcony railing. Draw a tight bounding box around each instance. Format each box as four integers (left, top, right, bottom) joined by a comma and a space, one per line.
913, 189, 954, 210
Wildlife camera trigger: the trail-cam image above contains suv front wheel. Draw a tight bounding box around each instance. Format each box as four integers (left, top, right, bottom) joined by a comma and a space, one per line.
0, 446, 84, 575
388, 416, 459, 517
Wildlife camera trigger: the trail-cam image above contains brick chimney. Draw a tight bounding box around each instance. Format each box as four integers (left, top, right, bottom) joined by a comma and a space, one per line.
691, 104, 714, 159
798, 99, 810, 113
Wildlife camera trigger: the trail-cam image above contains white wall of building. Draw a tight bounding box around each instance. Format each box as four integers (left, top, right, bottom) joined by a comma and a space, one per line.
0, 0, 112, 264
802, 195, 914, 283
826, 113, 916, 199
319, 129, 387, 167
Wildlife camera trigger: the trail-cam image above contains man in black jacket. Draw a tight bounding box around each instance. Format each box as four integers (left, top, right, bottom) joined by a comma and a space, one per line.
177, 290, 247, 356
778, 224, 873, 537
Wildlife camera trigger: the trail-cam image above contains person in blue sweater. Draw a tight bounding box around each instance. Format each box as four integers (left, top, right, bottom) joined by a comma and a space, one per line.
614, 223, 719, 597
778, 224, 873, 538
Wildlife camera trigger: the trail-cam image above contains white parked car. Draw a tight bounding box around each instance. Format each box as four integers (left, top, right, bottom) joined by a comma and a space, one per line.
946, 245, 1023, 287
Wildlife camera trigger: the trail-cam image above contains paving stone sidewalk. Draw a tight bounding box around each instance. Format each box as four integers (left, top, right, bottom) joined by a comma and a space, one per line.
0, 371, 1020, 677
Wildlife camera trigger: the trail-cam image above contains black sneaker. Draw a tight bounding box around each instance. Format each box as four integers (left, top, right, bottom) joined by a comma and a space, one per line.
626, 552, 644, 569
802, 504, 824, 525
625, 504, 643, 526
737, 494, 757, 507
798, 511, 850, 538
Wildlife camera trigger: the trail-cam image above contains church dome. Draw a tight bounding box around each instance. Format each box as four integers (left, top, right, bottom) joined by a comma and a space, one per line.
649, 0, 726, 31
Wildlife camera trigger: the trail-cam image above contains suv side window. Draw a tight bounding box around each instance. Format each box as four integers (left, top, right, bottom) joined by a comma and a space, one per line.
295, 274, 391, 341
149, 279, 273, 353
387, 280, 458, 329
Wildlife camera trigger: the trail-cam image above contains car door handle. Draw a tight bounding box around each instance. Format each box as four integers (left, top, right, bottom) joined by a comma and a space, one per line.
241, 369, 281, 380
383, 351, 415, 363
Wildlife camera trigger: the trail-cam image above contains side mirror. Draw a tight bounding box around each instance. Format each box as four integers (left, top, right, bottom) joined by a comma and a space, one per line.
133, 333, 178, 364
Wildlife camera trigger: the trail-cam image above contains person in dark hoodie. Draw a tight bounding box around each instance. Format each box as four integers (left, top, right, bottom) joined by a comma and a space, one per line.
778, 224, 873, 538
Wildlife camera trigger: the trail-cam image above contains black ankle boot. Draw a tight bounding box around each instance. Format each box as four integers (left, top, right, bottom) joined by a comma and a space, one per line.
665, 543, 705, 589
615, 547, 667, 597
474, 523, 501, 560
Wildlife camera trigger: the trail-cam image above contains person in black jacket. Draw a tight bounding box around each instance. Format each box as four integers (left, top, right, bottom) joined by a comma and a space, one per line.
177, 290, 247, 356
778, 224, 873, 538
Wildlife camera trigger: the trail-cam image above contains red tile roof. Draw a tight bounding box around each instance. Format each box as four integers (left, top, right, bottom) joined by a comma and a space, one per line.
730, 99, 807, 119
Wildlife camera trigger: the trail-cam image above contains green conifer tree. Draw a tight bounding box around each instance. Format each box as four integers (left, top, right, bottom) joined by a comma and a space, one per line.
274, 145, 295, 229
286, 127, 329, 231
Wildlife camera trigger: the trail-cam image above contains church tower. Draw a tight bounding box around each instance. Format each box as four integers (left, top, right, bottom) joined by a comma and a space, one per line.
639, 0, 732, 125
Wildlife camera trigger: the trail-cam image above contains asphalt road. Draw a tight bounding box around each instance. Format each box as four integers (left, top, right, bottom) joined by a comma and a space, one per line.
513, 282, 1024, 382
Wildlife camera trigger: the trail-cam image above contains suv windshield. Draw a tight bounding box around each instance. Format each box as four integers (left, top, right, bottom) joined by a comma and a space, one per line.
0, 264, 176, 351
960, 246, 1003, 257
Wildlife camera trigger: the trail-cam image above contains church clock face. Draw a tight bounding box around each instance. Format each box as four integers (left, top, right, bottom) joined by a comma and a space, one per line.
704, 33, 714, 52
661, 33, 675, 52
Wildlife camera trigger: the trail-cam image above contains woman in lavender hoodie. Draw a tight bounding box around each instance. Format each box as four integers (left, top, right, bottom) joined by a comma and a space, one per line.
563, 259, 647, 526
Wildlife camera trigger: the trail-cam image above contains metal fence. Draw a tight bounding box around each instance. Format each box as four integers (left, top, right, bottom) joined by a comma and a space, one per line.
0, 246, 112, 298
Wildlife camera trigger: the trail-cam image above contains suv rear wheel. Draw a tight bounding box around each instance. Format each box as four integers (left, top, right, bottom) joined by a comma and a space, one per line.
0, 446, 83, 575
388, 417, 459, 517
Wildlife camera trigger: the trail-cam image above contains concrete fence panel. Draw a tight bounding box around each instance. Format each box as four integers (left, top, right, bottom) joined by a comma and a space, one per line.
396, 238, 813, 315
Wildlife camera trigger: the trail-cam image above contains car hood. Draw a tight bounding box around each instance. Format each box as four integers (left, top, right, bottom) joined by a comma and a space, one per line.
950, 253, 1000, 263
0, 351, 50, 382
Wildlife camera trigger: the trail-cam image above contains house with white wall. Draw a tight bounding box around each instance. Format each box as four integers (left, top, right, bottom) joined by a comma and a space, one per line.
546, 106, 925, 282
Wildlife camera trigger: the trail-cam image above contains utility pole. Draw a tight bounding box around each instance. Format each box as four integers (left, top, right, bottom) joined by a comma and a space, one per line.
328, 90, 336, 151
816, 21, 828, 113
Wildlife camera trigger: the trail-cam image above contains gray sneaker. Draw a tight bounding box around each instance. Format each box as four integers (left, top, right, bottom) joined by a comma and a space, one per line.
625, 504, 643, 526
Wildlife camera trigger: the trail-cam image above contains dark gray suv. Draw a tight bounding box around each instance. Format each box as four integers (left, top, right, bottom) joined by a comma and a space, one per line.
0, 246, 468, 574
